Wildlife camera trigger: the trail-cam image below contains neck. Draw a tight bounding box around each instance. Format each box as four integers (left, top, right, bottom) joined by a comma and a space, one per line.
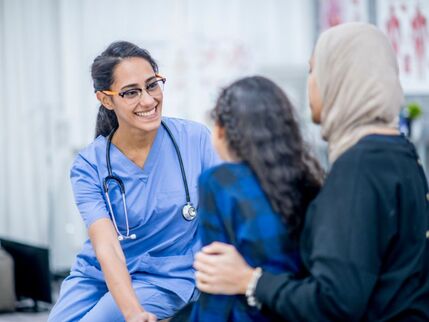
112, 126, 157, 151
223, 146, 241, 163
364, 127, 400, 136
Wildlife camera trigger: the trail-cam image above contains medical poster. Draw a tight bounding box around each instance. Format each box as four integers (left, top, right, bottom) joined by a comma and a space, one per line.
377, 0, 429, 94
317, 0, 370, 33
161, 36, 254, 123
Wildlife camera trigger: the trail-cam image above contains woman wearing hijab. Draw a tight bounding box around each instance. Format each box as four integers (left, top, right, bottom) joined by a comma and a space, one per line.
192, 23, 429, 321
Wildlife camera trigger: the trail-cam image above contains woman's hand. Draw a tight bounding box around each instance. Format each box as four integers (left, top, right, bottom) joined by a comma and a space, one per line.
126, 311, 157, 322
194, 242, 255, 295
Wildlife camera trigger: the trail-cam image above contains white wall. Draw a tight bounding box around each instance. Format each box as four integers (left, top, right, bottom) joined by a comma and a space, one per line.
1, 0, 62, 246
0, 0, 316, 271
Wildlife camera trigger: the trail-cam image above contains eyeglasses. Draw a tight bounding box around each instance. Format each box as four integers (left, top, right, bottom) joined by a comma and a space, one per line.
101, 74, 166, 105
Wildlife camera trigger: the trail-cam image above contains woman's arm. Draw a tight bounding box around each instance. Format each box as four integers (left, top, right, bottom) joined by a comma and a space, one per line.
70, 155, 156, 321
89, 218, 157, 322
195, 157, 388, 320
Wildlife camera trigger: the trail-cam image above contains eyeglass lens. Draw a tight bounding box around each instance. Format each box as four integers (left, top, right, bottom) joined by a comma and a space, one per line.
120, 78, 164, 104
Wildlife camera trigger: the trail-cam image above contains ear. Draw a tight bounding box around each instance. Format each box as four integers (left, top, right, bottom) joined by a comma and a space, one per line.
96, 91, 114, 110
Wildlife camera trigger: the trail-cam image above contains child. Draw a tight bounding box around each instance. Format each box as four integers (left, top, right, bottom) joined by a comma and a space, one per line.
173, 76, 323, 322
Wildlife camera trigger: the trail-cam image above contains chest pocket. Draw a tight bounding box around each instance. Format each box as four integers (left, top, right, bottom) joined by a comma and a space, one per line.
151, 187, 199, 251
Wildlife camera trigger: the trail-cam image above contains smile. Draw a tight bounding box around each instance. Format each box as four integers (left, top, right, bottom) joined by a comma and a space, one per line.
134, 107, 157, 118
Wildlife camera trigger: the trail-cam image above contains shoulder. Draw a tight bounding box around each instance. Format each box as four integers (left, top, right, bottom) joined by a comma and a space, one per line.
199, 163, 253, 189
331, 135, 410, 177
329, 142, 367, 177
324, 135, 413, 197
71, 136, 106, 171
325, 144, 374, 193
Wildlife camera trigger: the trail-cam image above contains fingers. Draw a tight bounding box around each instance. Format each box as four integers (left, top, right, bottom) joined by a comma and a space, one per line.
195, 271, 217, 294
195, 270, 211, 284
194, 252, 218, 271
194, 242, 236, 267
201, 241, 233, 254
142, 312, 157, 322
196, 279, 211, 293
146, 311, 157, 322
127, 311, 157, 322
195, 268, 218, 294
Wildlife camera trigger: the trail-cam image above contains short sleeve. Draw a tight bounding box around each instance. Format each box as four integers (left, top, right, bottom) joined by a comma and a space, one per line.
199, 126, 221, 171
70, 154, 110, 228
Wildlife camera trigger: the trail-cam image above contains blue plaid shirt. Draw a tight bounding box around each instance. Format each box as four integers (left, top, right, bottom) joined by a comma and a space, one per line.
188, 163, 302, 322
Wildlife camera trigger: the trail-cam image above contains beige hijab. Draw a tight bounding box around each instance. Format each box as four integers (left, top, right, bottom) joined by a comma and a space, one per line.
313, 22, 403, 163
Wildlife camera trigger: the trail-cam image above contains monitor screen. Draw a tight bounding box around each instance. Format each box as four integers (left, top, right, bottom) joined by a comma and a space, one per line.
0, 238, 52, 304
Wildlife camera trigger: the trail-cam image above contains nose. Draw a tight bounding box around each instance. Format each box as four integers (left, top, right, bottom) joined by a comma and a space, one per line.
138, 89, 157, 106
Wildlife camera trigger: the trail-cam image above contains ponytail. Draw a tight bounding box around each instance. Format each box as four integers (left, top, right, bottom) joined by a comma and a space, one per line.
95, 105, 118, 138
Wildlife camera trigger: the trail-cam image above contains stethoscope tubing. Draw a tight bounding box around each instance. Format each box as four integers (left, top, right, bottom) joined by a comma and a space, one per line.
160, 121, 192, 203
103, 120, 196, 241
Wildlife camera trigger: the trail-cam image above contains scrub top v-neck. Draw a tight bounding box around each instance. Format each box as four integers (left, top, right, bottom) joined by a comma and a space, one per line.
109, 119, 165, 183
69, 117, 220, 303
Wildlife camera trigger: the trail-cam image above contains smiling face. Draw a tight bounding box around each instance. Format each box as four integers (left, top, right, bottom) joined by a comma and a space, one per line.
98, 57, 163, 134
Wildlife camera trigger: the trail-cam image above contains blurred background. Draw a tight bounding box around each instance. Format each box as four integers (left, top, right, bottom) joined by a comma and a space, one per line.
0, 0, 428, 314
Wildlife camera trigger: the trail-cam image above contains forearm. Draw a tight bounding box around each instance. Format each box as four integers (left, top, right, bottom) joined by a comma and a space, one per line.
97, 246, 143, 320
254, 266, 374, 321
89, 219, 146, 320
255, 272, 306, 319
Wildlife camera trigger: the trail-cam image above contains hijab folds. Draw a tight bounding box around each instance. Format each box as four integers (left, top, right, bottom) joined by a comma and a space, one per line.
313, 22, 403, 162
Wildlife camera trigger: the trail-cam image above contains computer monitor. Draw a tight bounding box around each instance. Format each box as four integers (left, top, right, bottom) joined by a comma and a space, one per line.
0, 238, 52, 310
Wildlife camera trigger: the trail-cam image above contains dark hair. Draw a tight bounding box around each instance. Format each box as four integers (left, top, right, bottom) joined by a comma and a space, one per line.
212, 76, 324, 240
91, 41, 159, 137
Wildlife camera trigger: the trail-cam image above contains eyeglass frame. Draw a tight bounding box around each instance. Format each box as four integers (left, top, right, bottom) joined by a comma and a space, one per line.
100, 74, 166, 99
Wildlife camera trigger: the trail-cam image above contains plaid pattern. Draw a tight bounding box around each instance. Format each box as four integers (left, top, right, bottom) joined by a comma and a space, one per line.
189, 163, 301, 322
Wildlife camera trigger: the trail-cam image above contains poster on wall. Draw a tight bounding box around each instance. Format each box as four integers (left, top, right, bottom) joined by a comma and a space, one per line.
377, 0, 429, 94
162, 36, 255, 123
318, 0, 370, 33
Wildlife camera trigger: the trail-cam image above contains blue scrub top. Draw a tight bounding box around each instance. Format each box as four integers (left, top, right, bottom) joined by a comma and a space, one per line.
69, 117, 219, 303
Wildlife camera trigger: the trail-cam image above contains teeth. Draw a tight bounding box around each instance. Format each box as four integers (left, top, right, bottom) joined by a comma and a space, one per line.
135, 108, 156, 117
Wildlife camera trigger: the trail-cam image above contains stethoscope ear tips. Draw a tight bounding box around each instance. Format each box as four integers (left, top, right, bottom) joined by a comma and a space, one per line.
117, 234, 136, 241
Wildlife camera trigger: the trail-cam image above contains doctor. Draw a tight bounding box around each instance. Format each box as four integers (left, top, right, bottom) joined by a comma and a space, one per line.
48, 41, 219, 322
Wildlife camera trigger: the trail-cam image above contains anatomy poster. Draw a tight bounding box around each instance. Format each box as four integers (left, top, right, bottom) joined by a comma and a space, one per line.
318, 0, 369, 32
377, 0, 429, 94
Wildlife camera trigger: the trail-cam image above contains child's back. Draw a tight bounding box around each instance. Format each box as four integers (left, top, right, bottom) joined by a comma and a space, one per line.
190, 162, 301, 322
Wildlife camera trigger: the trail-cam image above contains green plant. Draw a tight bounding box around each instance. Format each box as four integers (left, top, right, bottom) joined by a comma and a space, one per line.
406, 102, 423, 120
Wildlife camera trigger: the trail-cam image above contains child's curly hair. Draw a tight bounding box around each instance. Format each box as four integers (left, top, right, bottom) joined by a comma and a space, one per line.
212, 76, 324, 240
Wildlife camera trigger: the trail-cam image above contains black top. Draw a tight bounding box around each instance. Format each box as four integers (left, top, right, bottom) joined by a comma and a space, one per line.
255, 135, 429, 321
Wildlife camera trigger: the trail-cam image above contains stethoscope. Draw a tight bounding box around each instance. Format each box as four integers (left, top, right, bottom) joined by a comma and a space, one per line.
103, 120, 197, 241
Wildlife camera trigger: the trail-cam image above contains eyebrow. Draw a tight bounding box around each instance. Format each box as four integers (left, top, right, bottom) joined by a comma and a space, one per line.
120, 76, 157, 91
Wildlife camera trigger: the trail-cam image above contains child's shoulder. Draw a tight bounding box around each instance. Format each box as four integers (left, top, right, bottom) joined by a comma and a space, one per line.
199, 162, 254, 188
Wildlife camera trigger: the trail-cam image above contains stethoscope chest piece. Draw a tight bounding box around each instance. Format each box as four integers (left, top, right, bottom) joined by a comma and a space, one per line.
182, 203, 197, 221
